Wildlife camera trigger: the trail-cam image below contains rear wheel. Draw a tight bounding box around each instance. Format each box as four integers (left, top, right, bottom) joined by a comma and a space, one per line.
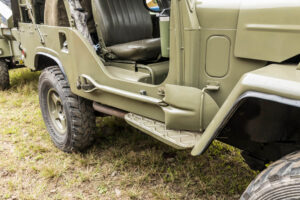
39, 66, 96, 152
0, 61, 9, 90
241, 151, 300, 200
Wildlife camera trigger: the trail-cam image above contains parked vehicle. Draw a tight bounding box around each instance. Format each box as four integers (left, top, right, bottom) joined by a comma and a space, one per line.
0, 0, 23, 90
6, 0, 300, 198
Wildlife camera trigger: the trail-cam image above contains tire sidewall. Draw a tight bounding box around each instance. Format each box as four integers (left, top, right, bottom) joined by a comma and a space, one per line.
39, 71, 72, 151
241, 151, 300, 200
0, 61, 9, 90
247, 177, 300, 200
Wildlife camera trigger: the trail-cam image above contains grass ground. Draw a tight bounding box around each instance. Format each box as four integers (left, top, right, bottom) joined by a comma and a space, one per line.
0, 68, 257, 200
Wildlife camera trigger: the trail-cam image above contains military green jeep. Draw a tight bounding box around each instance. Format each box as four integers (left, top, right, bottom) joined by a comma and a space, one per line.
7, 0, 300, 198
0, 1, 24, 90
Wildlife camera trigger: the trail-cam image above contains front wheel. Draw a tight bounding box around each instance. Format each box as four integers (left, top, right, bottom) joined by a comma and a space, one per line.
39, 66, 96, 152
241, 151, 300, 200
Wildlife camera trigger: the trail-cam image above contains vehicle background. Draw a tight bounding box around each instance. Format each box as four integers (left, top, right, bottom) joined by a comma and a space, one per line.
0, 0, 11, 27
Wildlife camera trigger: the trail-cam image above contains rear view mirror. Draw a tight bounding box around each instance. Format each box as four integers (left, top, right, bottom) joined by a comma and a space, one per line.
144, 0, 161, 13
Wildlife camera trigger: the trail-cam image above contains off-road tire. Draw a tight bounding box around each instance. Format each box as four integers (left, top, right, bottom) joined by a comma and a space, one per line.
241, 151, 300, 200
39, 66, 95, 152
0, 61, 9, 90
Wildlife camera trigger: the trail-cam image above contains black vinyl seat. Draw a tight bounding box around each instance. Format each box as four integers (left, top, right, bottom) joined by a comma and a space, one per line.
92, 0, 161, 61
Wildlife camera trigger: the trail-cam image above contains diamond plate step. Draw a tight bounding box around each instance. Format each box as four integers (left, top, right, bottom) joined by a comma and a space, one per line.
125, 113, 202, 149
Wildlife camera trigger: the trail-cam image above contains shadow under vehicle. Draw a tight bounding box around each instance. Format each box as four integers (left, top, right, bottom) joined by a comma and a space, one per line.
6, 0, 300, 199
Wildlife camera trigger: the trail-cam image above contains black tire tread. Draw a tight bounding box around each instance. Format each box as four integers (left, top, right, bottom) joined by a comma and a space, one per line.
39, 66, 95, 152
0, 61, 9, 90
241, 151, 300, 200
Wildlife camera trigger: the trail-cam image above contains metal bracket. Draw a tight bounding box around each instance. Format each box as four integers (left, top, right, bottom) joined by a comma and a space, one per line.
77, 76, 95, 91
204, 81, 220, 92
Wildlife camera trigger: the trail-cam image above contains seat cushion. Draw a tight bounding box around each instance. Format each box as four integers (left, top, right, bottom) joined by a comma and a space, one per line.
107, 38, 161, 61
92, 0, 153, 46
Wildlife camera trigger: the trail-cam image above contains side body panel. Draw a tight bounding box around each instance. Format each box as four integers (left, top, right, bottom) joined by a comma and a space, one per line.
195, 0, 267, 106
19, 24, 167, 121
235, 0, 300, 62
0, 38, 11, 58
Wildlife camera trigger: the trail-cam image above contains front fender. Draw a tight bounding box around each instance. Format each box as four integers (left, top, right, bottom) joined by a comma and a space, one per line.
192, 64, 300, 156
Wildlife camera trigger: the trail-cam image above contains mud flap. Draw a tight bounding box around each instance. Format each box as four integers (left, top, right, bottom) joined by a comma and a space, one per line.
162, 84, 219, 131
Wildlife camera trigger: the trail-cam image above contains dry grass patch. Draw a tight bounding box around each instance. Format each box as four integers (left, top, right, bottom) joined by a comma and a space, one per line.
0, 68, 258, 199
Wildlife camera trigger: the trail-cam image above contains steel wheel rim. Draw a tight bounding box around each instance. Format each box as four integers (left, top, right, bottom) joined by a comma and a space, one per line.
47, 88, 67, 135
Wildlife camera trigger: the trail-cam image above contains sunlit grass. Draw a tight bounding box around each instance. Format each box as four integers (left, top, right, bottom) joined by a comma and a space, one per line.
0, 68, 257, 199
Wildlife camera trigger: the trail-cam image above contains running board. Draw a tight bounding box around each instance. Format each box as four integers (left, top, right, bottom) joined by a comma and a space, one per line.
125, 113, 202, 149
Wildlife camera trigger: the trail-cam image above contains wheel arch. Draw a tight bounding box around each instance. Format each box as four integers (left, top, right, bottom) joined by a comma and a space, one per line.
218, 91, 300, 164
34, 52, 68, 81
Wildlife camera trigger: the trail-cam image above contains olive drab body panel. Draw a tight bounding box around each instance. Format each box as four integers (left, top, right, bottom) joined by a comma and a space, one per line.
0, 1, 16, 59
0, 38, 12, 58
7, 0, 300, 168
0, 1, 23, 72
235, 0, 300, 62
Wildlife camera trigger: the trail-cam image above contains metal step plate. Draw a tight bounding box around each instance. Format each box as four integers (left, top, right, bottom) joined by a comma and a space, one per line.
125, 113, 202, 149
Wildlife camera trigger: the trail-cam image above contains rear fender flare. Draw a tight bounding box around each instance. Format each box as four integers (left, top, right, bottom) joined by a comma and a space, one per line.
34, 52, 68, 81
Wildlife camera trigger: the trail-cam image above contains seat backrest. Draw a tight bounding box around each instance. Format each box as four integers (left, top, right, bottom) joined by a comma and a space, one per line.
92, 0, 153, 47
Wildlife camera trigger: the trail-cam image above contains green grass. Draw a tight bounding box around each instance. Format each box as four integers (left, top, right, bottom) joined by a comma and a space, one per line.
0, 68, 258, 200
